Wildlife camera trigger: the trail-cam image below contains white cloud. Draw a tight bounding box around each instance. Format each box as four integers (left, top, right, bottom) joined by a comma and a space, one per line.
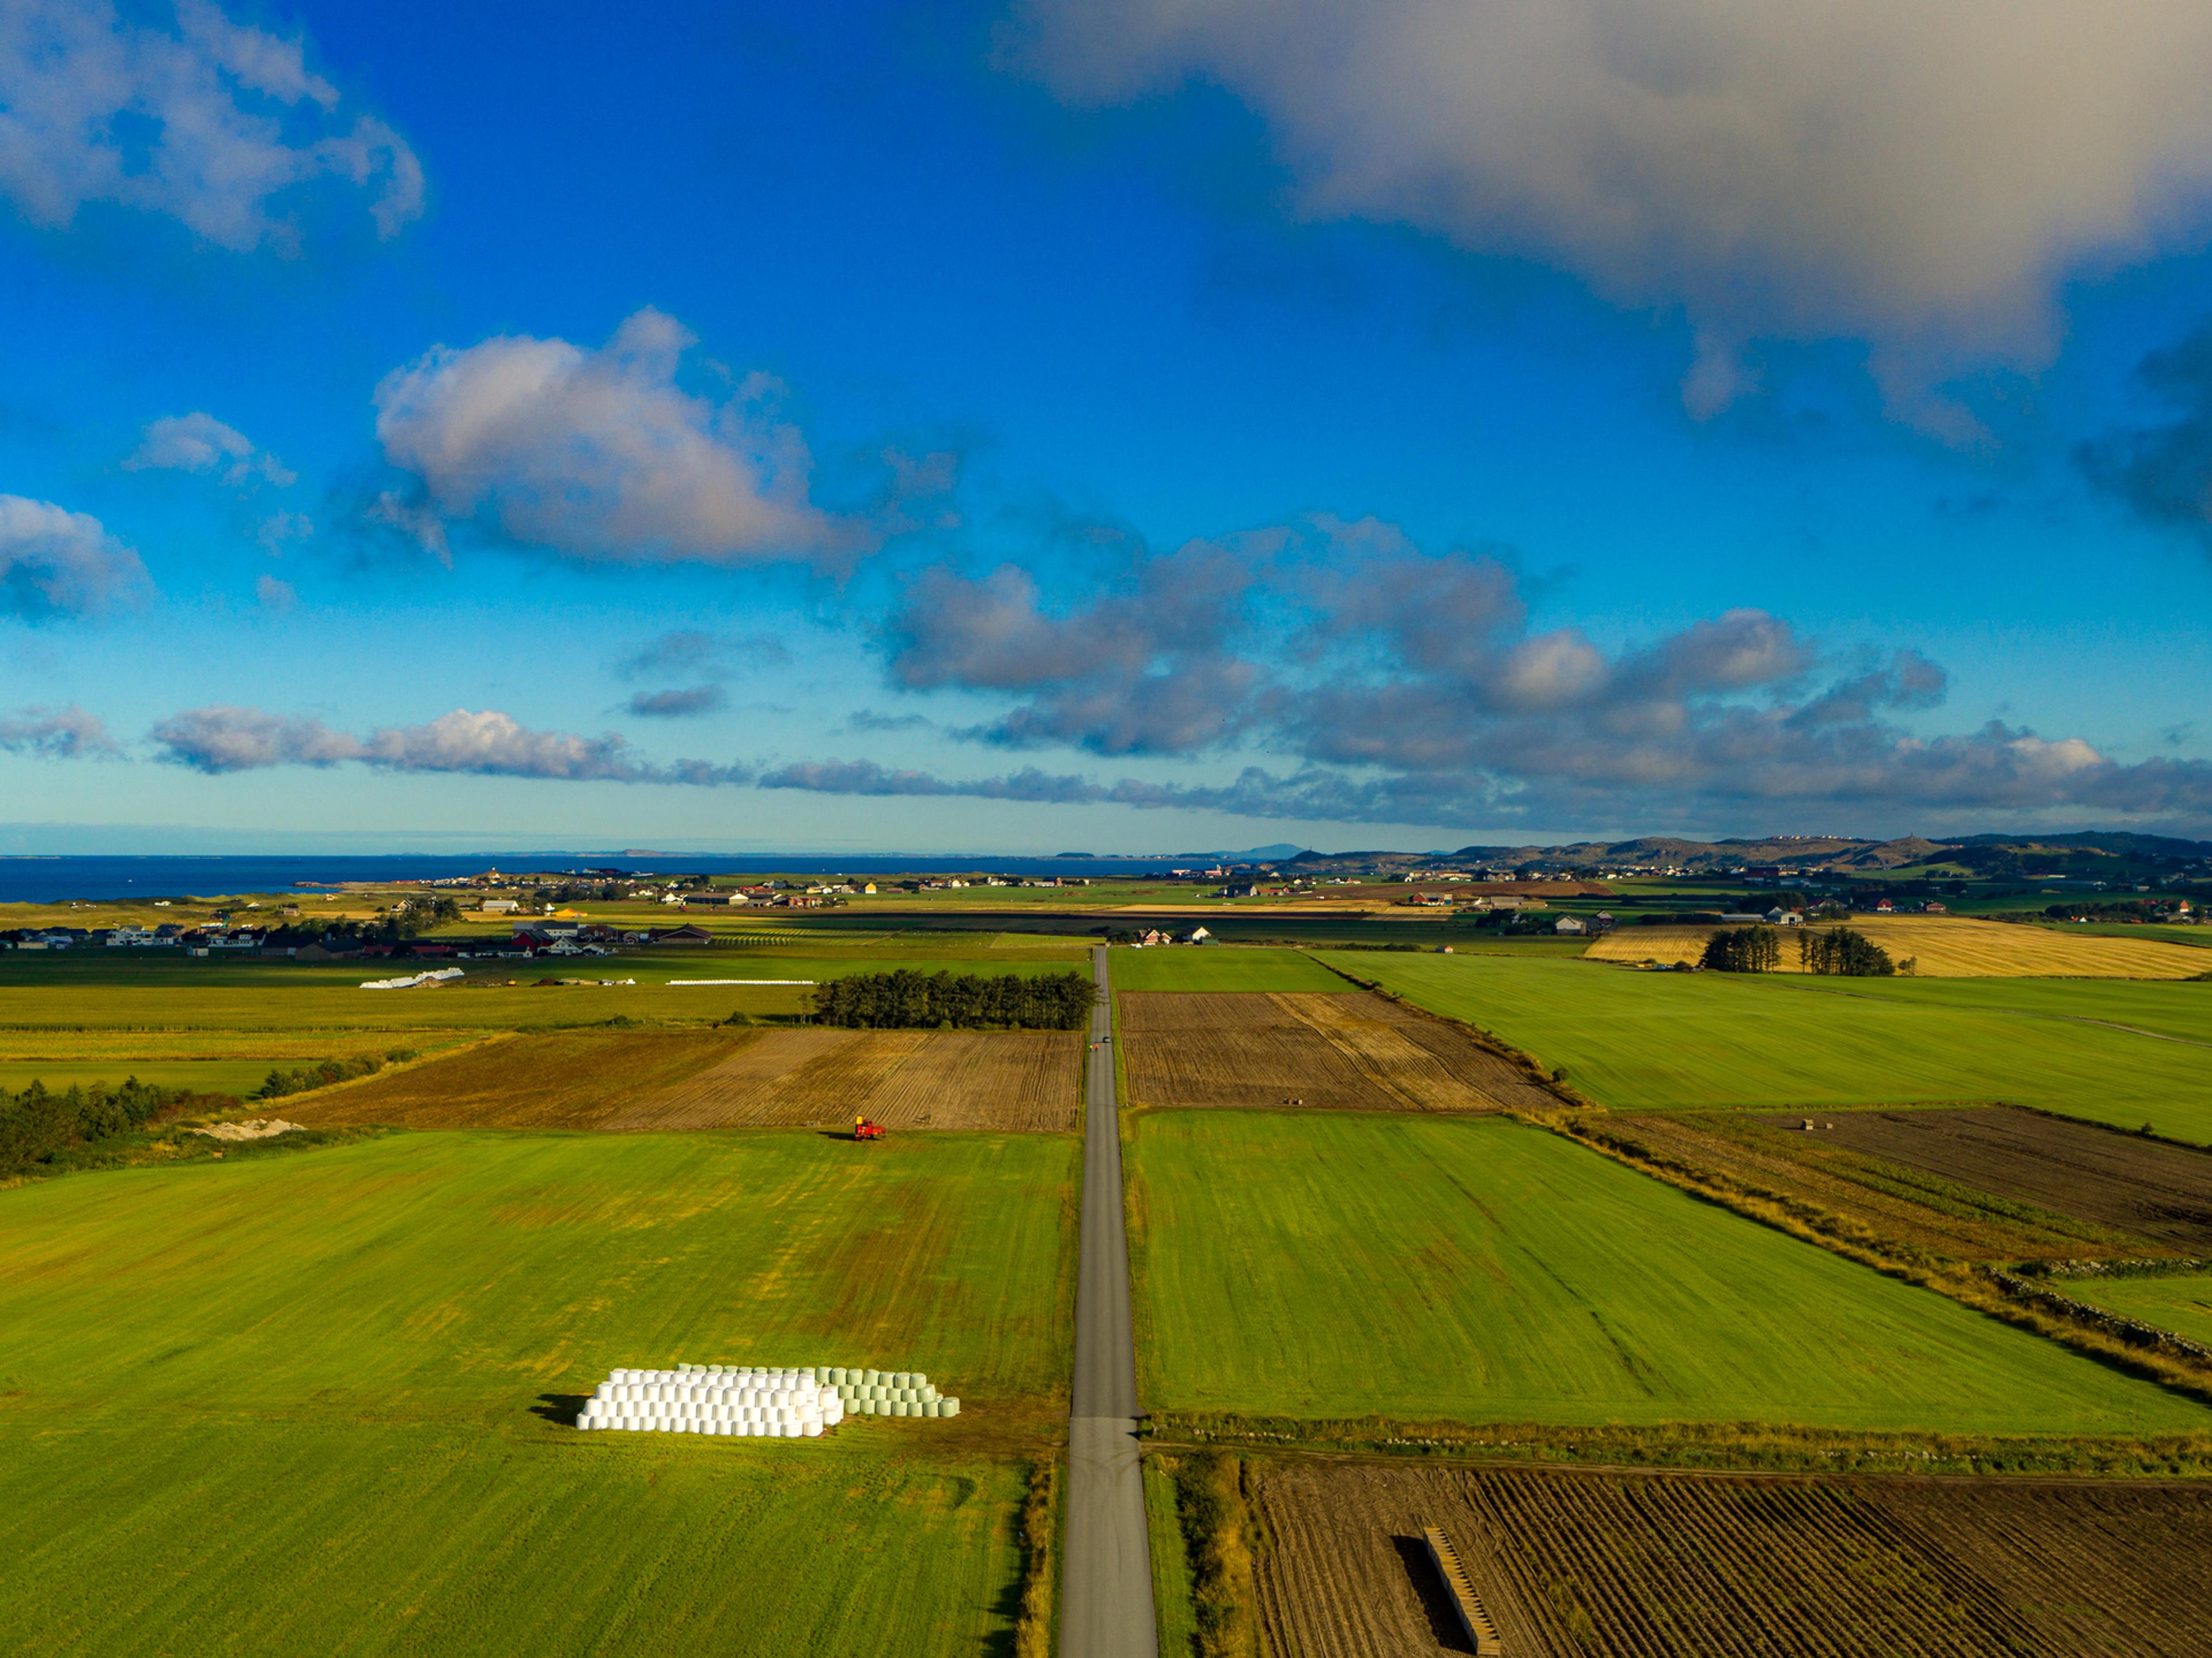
1013, 0, 2212, 422
256, 509, 313, 552
0, 0, 422, 251
373, 309, 857, 566
0, 703, 116, 758
151, 705, 359, 773
150, 703, 752, 785
0, 495, 151, 618
255, 573, 295, 612
126, 411, 294, 486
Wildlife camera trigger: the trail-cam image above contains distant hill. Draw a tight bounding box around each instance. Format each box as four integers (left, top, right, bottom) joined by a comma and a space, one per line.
1282, 831, 2212, 879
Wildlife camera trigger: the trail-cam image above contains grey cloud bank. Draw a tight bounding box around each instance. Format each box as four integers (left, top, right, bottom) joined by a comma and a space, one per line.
1014, 0, 2212, 426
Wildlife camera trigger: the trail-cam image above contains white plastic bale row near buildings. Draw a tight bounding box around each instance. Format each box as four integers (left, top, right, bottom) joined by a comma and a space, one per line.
573, 1362, 959, 1436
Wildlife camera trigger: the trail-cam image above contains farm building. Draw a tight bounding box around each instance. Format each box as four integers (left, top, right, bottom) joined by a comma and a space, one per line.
1554, 915, 1588, 935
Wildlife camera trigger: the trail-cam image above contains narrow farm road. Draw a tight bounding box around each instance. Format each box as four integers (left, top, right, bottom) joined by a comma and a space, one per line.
1060, 946, 1158, 1658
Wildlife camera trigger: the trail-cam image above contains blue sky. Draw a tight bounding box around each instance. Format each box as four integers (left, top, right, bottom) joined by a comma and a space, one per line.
5, 0, 2212, 853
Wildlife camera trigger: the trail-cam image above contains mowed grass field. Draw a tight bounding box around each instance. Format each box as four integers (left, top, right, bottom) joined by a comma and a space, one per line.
0, 1130, 1077, 1655
1330, 953, 2212, 1140
1109, 945, 1350, 992
1587, 915, 2210, 978
1126, 1111, 2211, 1434
2069, 1275, 2212, 1350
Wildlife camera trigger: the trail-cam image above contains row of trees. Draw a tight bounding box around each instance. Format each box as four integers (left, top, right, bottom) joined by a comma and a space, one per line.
0, 1078, 194, 1176
255, 1049, 415, 1099
809, 970, 1096, 1029
1700, 925, 1896, 975
1700, 926, 1783, 972
1800, 927, 1896, 976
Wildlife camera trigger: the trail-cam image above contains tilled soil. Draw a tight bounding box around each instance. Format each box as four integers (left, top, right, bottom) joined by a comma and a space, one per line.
1603, 1111, 2141, 1260
1775, 1105, 2212, 1253
1118, 991, 1551, 1112
1250, 1459, 2212, 1658
605, 1028, 1081, 1131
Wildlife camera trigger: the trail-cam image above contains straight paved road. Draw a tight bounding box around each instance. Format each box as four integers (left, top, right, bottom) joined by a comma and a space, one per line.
1060, 947, 1158, 1658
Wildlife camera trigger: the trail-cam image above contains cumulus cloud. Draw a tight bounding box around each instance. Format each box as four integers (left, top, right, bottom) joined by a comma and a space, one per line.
373, 309, 857, 566
151, 703, 751, 784
0, 0, 422, 251
2078, 319, 2212, 542
0, 495, 151, 618
1012, 0, 2212, 422
616, 629, 790, 680
151, 705, 360, 773
126, 412, 293, 486
255, 573, 295, 612
0, 703, 116, 758
886, 539, 1260, 754
759, 759, 1107, 804
625, 686, 726, 718
855, 523, 2212, 830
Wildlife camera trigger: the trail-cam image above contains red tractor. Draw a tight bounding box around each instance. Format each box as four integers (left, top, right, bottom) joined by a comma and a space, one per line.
853, 1117, 886, 1143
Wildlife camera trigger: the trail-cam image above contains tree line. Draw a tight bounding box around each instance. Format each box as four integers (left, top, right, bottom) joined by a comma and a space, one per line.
808, 970, 1095, 1029
1700, 925, 1896, 975
0, 1078, 196, 1177
255, 1049, 415, 1099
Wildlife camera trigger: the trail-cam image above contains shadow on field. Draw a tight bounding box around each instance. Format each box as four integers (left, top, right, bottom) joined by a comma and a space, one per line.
981, 1563, 1021, 1658
533, 1393, 586, 1427
1392, 1534, 1478, 1653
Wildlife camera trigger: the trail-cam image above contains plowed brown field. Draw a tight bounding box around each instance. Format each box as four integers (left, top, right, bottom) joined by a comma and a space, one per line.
1780, 1105, 2212, 1254
1600, 1110, 2146, 1260
280, 1029, 746, 1129
605, 1028, 1081, 1131
1118, 991, 1553, 1112
1251, 1459, 2212, 1657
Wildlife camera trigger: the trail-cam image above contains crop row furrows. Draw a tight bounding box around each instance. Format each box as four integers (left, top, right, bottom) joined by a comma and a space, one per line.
1472, 1471, 1712, 1657
1251, 1484, 1363, 1658
1886, 1489, 2212, 1652
1476, 1471, 2047, 1658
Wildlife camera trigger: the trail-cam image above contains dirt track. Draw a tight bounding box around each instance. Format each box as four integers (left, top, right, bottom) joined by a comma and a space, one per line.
1119, 992, 1552, 1112
1781, 1106, 2212, 1253
1251, 1458, 2212, 1657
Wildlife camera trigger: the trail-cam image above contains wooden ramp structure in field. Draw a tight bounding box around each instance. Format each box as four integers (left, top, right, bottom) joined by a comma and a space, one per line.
1422, 1526, 1502, 1656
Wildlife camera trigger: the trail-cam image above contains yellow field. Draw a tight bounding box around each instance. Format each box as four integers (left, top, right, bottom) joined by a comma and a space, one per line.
1585, 916, 2210, 979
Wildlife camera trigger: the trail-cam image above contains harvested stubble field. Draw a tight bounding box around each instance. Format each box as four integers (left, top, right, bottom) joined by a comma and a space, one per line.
1596, 1110, 2153, 1261
1586, 914, 2209, 978
0, 1129, 1075, 1655
1790, 1106, 2212, 1254
607, 1028, 1081, 1131
1251, 1459, 2212, 1658
1128, 1112, 2210, 1433
1118, 991, 1554, 1112
281, 1028, 747, 1129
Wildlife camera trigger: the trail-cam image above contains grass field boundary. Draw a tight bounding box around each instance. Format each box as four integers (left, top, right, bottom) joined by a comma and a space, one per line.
1142, 1414, 2212, 1479
1014, 1459, 1061, 1658
1539, 1112, 2212, 1407
1302, 954, 1589, 1107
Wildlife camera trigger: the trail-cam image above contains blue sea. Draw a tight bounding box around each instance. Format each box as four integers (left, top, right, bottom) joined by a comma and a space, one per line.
0, 853, 1214, 906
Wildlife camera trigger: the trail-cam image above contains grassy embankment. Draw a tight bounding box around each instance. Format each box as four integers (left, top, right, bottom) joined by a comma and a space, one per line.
1327, 952, 2212, 1142
1126, 1111, 2212, 1447
0, 1129, 1077, 1655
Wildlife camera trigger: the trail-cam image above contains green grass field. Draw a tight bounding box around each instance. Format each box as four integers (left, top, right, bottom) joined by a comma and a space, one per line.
0, 1057, 303, 1095
2067, 1274, 2212, 1350
1772, 974, 2212, 1046
1108, 947, 1350, 993
1126, 1111, 2210, 1434
0, 1129, 1075, 1655
1328, 953, 2212, 1139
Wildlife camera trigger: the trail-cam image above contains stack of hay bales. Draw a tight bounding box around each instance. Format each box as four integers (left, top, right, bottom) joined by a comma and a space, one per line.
574, 1365, 841, 1437
571, 1362, 960, 1434
820, 1366, 959, 1418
